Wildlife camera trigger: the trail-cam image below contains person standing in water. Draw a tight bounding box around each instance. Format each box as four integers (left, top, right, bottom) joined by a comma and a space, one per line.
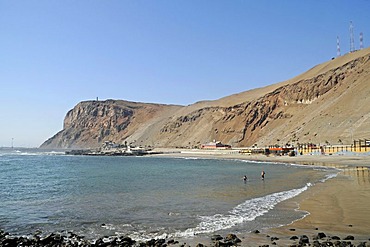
261, 170, 266, 180
243, 175, 248, 182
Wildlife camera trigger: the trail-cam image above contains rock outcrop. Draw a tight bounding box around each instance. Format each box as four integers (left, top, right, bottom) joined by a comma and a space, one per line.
41, 48, 370, 149
41, 100, 182, 148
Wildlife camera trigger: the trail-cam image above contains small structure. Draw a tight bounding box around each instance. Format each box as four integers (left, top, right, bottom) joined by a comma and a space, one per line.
102, 141, 120, 150
268, 146, 295, 156
201, 141, 231, 149
239, 147, 267, 155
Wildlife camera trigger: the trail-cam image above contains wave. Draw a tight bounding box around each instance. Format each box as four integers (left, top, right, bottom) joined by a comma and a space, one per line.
183, 157, 201, 160
320, 172, 338, 183
175, 183, 312, 238
172, 156, 208, 161
10, 151, 65, 156
237, 159, 283, 165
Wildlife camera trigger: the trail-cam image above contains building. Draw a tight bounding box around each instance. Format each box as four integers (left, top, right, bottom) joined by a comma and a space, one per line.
201, 141, 231, 149
268, 146, 295, 156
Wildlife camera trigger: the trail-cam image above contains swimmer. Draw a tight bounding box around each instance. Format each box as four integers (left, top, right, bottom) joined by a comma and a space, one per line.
261, 170, 265, 180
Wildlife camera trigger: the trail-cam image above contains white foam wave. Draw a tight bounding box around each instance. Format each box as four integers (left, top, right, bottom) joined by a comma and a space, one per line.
183, 157, 200, 160
173, 156, 202, 161
320, 172, 338, 182
12, 151, 65, 156
101, 223, 116, 231
175, 183, 312, 238
238, 159, 282, 165
19, 152, 40, 156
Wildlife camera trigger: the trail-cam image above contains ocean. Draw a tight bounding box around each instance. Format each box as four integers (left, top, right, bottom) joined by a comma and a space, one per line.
0, 148, 338, 241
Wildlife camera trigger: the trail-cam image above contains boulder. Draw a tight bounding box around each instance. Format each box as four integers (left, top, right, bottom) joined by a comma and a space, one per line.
344, 235, 355, 240
290, 236, 299, 240
333, 240, 341, 246
299, 235, 310, 245
211, 235, 223, 241
223, 233, 241, 245
321, 241, 334, 246
1, 238, 19, 246
215, 240, 230, 247
154, 238, 166, 246
315, 232, 327, 239
312, 240, 321, 247
95, 238, 106, 246
121, 236, 136, 245
167, 239, 176, 244
270, 237, 279, 241
40, 233, 57, 245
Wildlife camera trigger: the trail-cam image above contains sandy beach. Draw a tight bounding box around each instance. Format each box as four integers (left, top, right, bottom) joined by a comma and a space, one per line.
154, 150, 370, 246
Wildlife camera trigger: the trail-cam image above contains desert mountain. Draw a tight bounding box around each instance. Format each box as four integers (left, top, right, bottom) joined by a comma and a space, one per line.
41, 47, 370, 149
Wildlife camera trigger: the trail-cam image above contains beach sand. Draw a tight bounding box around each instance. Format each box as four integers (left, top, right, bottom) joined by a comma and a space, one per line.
154, 150, 370, 246
262, 164, 370, 247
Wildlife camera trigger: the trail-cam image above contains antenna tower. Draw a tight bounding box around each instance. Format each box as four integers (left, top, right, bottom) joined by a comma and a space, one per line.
337, 36, 341, 57
350, 21, 355, 52
360, 32, 364, 49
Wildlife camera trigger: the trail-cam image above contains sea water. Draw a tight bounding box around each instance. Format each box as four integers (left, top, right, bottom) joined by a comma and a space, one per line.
0, 149, 338, 241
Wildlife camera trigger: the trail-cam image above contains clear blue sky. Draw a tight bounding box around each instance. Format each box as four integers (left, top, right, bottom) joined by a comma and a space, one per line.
1, 1, 369, 147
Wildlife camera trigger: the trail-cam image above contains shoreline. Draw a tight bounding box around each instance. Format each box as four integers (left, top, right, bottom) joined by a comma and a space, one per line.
152, 150, 370, 246
2, 150, 370, 246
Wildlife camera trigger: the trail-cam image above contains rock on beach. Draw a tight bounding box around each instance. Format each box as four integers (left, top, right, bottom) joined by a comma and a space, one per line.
2, 229, 370, 247
0, 229, 247, 247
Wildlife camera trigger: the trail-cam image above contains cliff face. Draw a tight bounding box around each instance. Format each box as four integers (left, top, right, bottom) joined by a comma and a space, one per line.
41, 100, 183, 148
41, 48, 370, 149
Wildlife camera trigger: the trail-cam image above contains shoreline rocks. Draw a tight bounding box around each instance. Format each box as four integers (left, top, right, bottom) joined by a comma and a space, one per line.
1, 229, 369, 247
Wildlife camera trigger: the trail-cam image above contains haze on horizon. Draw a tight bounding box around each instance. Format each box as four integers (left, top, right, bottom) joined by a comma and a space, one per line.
1, 1, 369, 148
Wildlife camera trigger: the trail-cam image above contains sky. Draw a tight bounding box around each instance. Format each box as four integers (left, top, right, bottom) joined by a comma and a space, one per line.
1, 1, 369, 148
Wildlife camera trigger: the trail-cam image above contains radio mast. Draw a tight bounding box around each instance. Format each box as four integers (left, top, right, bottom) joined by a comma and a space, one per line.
337, 36, 341, 57
350, 21, 355, 52
360, 32, 364, 50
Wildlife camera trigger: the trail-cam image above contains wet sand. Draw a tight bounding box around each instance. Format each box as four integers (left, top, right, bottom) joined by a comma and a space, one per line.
154, 150, 370, 246
261, 164, 370, 247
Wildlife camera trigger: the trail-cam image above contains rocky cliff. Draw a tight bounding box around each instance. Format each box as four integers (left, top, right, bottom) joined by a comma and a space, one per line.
41, 48, 370, 149
41, 100, 183, 148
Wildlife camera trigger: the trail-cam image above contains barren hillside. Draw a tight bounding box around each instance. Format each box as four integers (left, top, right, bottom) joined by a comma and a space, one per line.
41, 47, 370, 149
